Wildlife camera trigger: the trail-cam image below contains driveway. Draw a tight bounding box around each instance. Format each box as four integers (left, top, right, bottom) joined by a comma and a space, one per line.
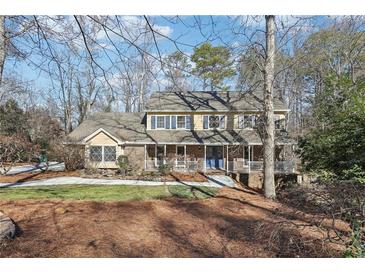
5, 162, 65, 175
0, 175, 235, 188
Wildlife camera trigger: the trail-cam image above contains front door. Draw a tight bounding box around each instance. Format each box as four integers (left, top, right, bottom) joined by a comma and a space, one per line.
206, 146, 223, 169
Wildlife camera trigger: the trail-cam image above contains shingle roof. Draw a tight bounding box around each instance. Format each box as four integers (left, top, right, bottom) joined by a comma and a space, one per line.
67, 112, 148, 143
67, 112, 295, 145
145, 91, 288, 112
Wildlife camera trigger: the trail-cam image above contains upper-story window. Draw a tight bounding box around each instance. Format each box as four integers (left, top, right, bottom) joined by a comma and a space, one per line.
274, 114, 285, 129
151, 115, 191, 130
156, 116, 165, 129
203, 115, 225, 129
176, 116, 186, 129
237, 115, 256, 129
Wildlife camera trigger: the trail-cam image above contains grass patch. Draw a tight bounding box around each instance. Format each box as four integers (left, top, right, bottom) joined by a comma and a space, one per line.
0, 184, 218, 201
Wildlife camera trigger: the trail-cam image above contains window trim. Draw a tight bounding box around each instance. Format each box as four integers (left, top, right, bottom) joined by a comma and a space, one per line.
203, 115, 226, 130
274, 114, 285, 130
103, 145, 117, 162
89, 145, 103, 162
156, 116, 166, 129
150, 115, 190, 130
89, 145, 117, 163
237, 114, 256, 129
176, 115, 186, 129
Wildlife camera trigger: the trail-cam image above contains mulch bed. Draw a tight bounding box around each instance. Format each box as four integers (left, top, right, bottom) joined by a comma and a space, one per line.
0, 170, 208, 184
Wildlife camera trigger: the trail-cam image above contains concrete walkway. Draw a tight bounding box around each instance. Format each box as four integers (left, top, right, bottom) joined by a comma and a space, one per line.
0, 175, 235, 188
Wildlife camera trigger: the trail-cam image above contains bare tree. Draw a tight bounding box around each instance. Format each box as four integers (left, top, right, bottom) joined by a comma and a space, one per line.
0, 16, 5, 85
263, 15, 276, 199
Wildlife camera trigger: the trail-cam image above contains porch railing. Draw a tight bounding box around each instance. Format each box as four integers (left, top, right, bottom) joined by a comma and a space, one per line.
145, 159, 202, 172
145, 158, 296, 173
229, 160, 296, 173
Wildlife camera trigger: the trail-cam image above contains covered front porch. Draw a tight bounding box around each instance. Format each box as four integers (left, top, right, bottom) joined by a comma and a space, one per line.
144, 144, 296, 174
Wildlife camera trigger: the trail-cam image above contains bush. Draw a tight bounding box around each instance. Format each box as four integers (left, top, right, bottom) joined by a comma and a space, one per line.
116, 155, 130, 176
341, 164, 365, 184
50, 143, 84, 171
158, 163, 171, 176
0, 135, 40, 174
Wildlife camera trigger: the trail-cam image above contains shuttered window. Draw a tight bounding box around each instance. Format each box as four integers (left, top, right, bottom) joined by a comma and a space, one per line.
149, 115, 192, 130
156, 116, 165, 128
177, 116, 186, 128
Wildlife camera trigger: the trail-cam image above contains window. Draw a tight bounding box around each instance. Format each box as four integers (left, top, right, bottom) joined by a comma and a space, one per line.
90, 146, 102, 162
156, 116, 165, 129
238, 115, 256, 129
274, 115, 285, 129
89, 146, 116, 162
203, 115, 225, 129
104, 146, 116, 162
151, 115, 190, 130
177, 116, 186, 128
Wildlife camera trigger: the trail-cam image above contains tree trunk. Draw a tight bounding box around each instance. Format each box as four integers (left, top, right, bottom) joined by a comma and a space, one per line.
0, 16, 5, 85
263, 15, 276, 199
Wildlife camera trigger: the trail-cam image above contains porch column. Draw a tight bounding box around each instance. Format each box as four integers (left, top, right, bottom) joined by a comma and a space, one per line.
154, 144, 157, 166
203, 145, 206, 172
164, 144, 166, 164
248, 145, 251, 173
144, 144, 147, 170
184, 145, 186, 165
226, 145, 229, 173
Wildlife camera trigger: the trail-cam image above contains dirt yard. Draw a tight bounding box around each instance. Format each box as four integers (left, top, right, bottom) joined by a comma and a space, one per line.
0, 187, 348, 258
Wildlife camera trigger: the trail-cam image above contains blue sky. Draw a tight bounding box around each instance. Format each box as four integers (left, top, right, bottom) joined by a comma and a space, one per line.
4, 15, 331, 104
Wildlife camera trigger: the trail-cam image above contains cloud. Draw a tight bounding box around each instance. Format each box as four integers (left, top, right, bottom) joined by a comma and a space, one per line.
95, 16, 173, 42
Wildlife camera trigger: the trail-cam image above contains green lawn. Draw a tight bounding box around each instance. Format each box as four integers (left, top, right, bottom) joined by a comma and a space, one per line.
0, 184, 218, 201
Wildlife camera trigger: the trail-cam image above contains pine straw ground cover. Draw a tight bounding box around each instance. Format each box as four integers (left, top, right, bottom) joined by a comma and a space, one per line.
0, 186, 349, 257
0, 170, 208, 184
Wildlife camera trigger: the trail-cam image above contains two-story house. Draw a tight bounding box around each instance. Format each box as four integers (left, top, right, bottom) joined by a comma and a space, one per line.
67, 91, 296, 174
